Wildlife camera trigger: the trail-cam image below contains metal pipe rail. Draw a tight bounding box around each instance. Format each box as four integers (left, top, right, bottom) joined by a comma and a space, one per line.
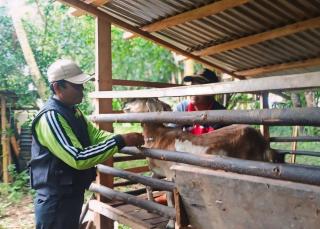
270, 136, 320, 142
90, 107, 320, 126
97, 164, 175, 191
120, 147, 320, 186
90, 183, 176, 220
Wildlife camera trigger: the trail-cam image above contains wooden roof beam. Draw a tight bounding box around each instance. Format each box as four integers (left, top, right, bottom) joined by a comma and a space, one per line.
58, 0, 243, 79
69, 0, 111, 17
194, 16, 320, 56
142, 0, 250, 32
235, 57, 320, 77
124, 0, 250, 39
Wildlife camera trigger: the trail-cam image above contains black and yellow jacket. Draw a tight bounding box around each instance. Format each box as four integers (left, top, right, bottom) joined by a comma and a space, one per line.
30, 98, 124, 195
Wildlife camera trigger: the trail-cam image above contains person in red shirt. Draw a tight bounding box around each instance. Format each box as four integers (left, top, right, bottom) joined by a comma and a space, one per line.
174, 68, 227, 135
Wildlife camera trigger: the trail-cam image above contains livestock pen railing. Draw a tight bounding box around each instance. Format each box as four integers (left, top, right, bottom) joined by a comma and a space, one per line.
84, 72, 320, 229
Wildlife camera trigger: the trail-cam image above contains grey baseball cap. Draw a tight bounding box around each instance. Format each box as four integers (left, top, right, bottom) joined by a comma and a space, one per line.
47, 59, 93, 84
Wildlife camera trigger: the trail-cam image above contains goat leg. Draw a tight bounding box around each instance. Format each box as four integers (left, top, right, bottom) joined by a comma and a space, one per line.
146, 172, 156, 201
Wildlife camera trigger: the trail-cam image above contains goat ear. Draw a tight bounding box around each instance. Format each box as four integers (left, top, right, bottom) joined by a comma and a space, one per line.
162, 102, 172, 111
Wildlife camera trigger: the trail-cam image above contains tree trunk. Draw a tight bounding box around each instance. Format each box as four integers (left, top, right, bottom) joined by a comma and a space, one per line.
8, 3, 48, 104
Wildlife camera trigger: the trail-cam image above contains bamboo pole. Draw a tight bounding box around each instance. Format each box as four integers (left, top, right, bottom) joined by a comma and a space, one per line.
276, 149, 320, 157
120, 147, 320, 186
1, 96, 9, 183
90, 107, 320, 126
97, 164, 175, 191
90, 183, 176, 220
290, 126, 299, 163
270, 136, 320, 142
260, 92, 270, 141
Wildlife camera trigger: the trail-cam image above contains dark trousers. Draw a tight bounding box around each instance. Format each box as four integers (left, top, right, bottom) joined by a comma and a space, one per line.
34, 191, 84, 229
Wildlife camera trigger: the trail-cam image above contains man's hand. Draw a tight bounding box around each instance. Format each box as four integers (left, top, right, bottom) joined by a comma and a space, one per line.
121, 133, 145, 147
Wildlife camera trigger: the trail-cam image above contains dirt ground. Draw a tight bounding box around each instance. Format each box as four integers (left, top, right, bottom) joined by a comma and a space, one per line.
0, 195, 34, 229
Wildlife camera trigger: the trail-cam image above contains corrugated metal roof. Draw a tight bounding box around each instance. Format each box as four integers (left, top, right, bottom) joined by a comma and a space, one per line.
86, 0, 320, 78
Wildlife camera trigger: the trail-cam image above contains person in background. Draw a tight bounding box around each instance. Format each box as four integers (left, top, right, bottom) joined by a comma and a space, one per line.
175, 68, 227, 135
30, 59, 144, 229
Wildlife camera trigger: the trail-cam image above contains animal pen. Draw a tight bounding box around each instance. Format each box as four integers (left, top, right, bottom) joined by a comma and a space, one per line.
59, 1, 320, 228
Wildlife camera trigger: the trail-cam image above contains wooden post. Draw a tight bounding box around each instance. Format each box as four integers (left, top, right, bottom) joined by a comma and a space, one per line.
93, 17, 114, 229
173, 188, 189, 229
1, 96, 9, 183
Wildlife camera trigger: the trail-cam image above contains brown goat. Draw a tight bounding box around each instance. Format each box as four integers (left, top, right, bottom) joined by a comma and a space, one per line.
123, 98, 277, 228
124, 98, 276, 178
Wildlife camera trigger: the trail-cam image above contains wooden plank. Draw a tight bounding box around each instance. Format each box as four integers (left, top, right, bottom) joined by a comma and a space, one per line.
124, 166, 150, 174
235, 57, 320, 77
94, 17, 114, 229
58, 0, 242, 79
112, 79, 181, 88
194, 16, 320, 56
89, 72, 320, 98
172, 165, 320, 229
89, 200, 151, 229
141, 0, 250, 32
173, 188, 189, 228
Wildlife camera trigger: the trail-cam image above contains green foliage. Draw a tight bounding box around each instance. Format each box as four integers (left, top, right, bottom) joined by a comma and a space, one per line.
227, 93, 259, 110
0, 165, 33, 203
111, 27, 180, 83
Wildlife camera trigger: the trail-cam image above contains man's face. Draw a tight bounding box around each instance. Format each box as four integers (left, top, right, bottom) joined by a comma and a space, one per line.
55, 81, 84, 106
190, 80, 213, 107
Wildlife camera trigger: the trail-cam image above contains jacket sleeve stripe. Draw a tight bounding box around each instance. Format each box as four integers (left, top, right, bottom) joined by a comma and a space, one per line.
46, 111, 119, 160
46, 111, 78, 156
78, 138, 116, 156
78, 140, 116, 159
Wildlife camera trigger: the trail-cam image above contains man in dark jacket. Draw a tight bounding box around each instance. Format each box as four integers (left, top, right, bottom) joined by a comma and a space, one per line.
175, 68, 227, 134
30, 59, 144, 229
